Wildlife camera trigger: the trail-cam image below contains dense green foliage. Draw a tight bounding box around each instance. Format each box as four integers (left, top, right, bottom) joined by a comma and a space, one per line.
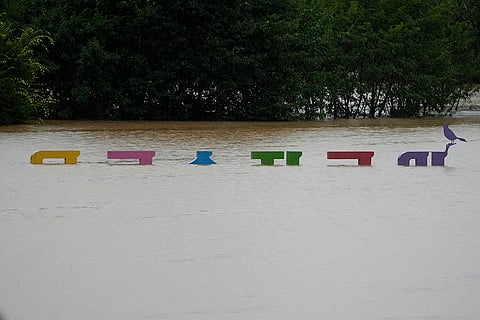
299, 0, 479, 118
0, 15, 51, 125
1, 0, 479, 123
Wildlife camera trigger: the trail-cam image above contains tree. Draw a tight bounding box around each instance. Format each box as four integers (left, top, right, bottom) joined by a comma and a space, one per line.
3, 0, 478, 121
14, 0, 302, 120
0, 15, 52, 125
298, 0, 478, 118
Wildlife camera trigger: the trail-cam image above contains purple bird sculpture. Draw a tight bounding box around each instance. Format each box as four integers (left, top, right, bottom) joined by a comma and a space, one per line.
443, 124, 467, 143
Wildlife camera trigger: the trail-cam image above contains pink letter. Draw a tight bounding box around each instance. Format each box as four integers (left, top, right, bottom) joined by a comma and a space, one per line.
107, 151, 155, 165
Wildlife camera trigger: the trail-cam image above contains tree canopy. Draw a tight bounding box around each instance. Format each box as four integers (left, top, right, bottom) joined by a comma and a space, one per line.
1, 0, 479, 124
0, 14, 51, 125
299, 0, 479, 118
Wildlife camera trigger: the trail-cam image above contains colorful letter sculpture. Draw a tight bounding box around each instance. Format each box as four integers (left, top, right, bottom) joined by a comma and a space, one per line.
30, 150, 80, 164
286, 151, 302, 165
398, 142, 455, 166
251, 151, 302, 165
397, 152, 429, 166
431, 143, 456, 166
431, 152, 447, 166
327, 151, 374, 166
190, 150, 216, 165
107, 151, 155, 165
28, 125, 467, 168
251, 151, 284, 165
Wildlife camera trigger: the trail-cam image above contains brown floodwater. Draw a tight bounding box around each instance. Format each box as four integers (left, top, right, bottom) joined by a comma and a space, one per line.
1, 116, 480, 320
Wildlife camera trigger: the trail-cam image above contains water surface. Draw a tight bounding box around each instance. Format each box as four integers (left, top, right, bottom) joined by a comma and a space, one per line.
1, 118, 480, 320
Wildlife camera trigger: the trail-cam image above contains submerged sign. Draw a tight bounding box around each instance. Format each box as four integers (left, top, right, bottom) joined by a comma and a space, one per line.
29, 124, 467, 167
397, 123, 467, 166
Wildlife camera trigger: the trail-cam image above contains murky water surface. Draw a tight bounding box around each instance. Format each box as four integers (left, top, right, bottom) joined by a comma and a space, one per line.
1, 117, 480, 320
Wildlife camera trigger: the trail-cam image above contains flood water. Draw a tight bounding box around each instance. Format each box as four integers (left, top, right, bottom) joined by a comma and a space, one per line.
1, 117, 480, 320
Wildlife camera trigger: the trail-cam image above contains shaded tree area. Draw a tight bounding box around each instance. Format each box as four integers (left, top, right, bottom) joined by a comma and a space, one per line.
0, 11, 51, 125
1, 0, 479, 124
3, 0, 302, 121
298, 0, 480, 118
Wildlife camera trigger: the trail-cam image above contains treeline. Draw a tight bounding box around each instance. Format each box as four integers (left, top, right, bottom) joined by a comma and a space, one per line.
1, 0, 479, 124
